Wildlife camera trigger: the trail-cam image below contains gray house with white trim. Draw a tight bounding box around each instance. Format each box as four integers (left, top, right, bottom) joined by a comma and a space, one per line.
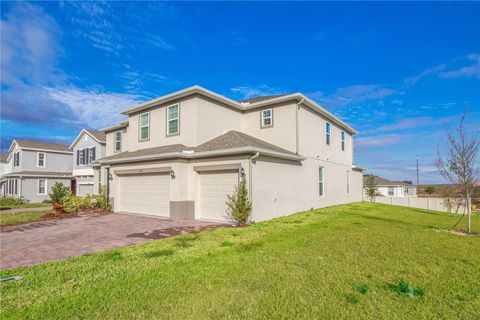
70, 129, 106, 196
0, 140, 73, 203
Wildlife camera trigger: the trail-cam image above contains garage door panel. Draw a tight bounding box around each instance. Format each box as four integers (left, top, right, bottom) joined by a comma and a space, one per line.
199, 170, 238, 221
117, 173, 170, 217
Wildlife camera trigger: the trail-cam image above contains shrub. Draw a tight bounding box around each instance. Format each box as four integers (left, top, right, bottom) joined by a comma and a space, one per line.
63, 193, 111, 213
49, 182, 71, 205
225, 177, 252, 226
64, 196, 84, 213
53, 203, 64, 213
0, 195, 24, 206
92, 192, 111, 211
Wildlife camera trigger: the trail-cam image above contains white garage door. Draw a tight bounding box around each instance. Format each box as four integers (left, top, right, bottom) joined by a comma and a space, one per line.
199, 170, 239, 221
117, 173, 170, 217
77, 183, 94, 197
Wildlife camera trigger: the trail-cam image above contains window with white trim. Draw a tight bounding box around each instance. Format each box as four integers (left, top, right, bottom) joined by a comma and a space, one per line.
114, 131, 122, 152
341, 131, 345, 151
37, 152, 46, 167
319, 166, 325, 196
167, 104, 179, 135
79, 149, 85, 165
388, 187, 394, 196
261, 109, 273, 127
88, 147, 96, 163
326, 122, 331, 145
13, 152, 20, 167
139, 112, 149, 140
38, 179, 47, 195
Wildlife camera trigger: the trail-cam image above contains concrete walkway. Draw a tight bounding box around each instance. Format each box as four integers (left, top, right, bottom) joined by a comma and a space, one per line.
0, 207, 50, 214
0, 213, 224, 269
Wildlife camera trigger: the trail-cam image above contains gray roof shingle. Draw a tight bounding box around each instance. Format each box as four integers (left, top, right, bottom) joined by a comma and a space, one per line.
363, 174, 412, 186
85, 129, 106, 142
15, 140, 71, 152
239, 94, 289, 104
0, 153, 7, 162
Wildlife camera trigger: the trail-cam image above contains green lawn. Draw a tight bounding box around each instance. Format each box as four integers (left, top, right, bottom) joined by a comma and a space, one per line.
0, 202, 51, 210
1, 203, 479, 319
0, 210, 52, 226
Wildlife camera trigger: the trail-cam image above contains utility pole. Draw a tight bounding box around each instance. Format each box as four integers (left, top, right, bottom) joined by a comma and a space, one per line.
416, 155, 419, 186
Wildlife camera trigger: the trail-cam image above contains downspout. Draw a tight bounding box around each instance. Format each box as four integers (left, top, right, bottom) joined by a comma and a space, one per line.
248, 152, 260, 208
295, 98, 304, 155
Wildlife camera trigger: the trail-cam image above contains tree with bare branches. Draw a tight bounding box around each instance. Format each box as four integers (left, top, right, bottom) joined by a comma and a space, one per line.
435, 112, 479, 233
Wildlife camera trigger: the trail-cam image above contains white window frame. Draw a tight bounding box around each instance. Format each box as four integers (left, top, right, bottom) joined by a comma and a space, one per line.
139, 112, 150, 141
37, 152, 46, 167
13, 152, 20, 167
319, 166, 325, 197
88, 147, 95, 163
326, 122, 331, 145
38, 179, 47, 195
341, 131, 345, 151
388, 187, 395, 196
79, 149, 85, 166
114, 131, 122, 152
166, 104, 180, 136
261, 108, 273, 128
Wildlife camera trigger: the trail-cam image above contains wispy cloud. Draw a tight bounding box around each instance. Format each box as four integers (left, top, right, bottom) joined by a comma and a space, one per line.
230, 85, 284, 100
404, 64, 446, 86
356, 134, 405, 148
438, 54, 480, 79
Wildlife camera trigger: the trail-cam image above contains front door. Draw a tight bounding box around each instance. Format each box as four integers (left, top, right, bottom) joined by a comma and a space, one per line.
71, 179, 76, 195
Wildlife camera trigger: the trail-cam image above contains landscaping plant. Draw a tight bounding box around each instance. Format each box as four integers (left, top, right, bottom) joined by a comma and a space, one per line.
365, 175, 379, 202
225, 177, 252, 225
49, 182, 71, 205
0, 195, 24, 207
424, 186, 436, 196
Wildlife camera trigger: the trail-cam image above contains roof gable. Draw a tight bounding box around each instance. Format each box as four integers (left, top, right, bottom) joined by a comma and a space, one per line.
69, 129, 106, 149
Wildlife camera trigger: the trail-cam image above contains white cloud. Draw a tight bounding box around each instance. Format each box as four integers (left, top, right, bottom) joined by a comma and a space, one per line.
355, 134, 405, 148
230, 85, 284, 100
438, 54, 480, 79
404, 64, 446, 86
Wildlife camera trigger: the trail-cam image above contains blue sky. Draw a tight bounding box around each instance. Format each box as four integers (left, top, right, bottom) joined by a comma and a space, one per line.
1, 1, 479, 183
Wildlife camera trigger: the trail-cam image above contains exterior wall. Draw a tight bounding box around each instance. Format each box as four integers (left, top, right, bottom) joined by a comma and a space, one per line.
404, 186, 417, 196
11, 149, 72, 173
72, 131, 106, 171
251, 155, 363, 221
105, 126, 129, 157
0, 161, 7, 176
20, 177, 71, 203
8, 143, 21, 173
375, 186, 405, 197
242, 101, 297, 153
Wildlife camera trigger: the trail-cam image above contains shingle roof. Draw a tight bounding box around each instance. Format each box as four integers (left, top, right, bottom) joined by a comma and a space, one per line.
239, 94, 289, 104
363, 174, 412, 186
99, 131, 296, 163
0, 153, 7, 162
14, 140, 71, 152
85, 129, 106, 142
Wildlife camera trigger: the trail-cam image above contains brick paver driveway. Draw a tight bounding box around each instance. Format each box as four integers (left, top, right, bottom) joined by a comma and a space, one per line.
0, 213, 224, 270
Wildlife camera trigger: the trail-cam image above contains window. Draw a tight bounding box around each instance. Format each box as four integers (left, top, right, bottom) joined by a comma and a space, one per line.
38, 179, 47, 195
37, 152, 46, 167
341, 131, 345, 151
167, 104, 180, 135
139, 112, 150, 140
261, 109, 273, 127
13, 152, 20, 167
14, 179, 17, 195
326, 122, 331, 145
388, 187, 394, 196
347, 171, 350, 194
78, 149, 85, 165
114, 131, 122, 152
88, 147, 96, 163
319, 166, 325, 196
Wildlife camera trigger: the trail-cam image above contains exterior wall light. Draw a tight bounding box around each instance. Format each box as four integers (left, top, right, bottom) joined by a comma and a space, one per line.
240, 167, 245, 177
170, 170, 175, 179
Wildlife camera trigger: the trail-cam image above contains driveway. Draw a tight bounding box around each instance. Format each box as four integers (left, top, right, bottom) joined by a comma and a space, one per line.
0, 213, 224, 270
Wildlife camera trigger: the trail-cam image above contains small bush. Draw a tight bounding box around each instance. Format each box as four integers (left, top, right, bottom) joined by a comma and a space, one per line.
64, 196, 84, 213
0, 195, 24, 206
356, 284, 369, 294
346, 293, 360, 304
389, 279, 425, 298
91, 192, 111, 211
49, 182, 71, 205
225, 177, 252, 226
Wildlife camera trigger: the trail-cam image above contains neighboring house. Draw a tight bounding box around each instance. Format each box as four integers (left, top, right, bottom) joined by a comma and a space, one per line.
363, 174, 417, 197
69, 129, 106, 196
94, 85, 364, 222
0, 140, 73, 203
0, 153, 7, 195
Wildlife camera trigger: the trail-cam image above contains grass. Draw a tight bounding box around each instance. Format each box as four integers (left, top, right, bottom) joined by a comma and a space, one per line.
1, 203, 479, 319
0, 202, 51, 210
0, 210, 52, 226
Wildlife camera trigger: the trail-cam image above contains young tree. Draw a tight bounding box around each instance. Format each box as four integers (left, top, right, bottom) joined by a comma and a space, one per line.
424, 186, 436, 196
365, 175, 379, 202
49, 182, 71, 205
436, 112, 479, 233
225, 177, 252, 225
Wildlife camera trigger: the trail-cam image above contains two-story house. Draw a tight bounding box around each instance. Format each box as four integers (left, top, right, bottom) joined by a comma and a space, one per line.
0, 140, 73, 202
94, 86, 364, 222
0, 153, 7, 195
69, 129, 106, 196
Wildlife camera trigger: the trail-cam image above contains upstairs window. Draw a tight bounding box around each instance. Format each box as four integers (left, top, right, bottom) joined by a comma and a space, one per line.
167, 104, 179, 135
341, 131, 345, 151
37, 152, 46, 167
139, 112, 150, 140
78, 149, 85, 165
319, 166, 325, 196
326, 122, 331, 145
261, 109, 273, 127
88, 147, 96, 163
114, 131, 122, 152
13, 152, 20, 167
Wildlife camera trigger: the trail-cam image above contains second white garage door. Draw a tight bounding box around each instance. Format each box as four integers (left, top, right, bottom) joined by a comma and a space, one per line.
117, 173, 170, 217
199, 170, 239, 221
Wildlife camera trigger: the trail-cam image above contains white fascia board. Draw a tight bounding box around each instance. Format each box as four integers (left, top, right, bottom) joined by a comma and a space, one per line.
69, 129, 105, 149
101, 122, 129, 132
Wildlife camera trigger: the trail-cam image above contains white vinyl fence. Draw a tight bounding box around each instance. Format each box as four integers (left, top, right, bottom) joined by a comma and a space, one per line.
364, 196, 467, 214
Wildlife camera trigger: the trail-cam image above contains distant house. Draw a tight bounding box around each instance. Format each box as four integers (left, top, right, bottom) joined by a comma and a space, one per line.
0, 153, 8, 195
363, 174, 416, 197
69, 129, 106, 196
0, 140, 73, 202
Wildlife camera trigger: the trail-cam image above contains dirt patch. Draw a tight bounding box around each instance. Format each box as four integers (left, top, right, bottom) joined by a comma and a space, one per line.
127, 224, 226, 240
450, 229, 480, 236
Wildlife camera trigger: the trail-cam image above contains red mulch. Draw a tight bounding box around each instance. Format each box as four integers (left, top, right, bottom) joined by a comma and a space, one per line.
42, 209, 111, 221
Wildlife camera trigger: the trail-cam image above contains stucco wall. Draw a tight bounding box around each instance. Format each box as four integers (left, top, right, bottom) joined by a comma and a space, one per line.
105, 126, 129, 157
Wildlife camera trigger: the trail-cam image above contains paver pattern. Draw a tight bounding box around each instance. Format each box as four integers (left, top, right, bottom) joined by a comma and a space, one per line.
0, 213, 224, 269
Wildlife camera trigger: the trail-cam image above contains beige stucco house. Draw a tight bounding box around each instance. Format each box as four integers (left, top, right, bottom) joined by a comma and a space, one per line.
94, 86, 364, 222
